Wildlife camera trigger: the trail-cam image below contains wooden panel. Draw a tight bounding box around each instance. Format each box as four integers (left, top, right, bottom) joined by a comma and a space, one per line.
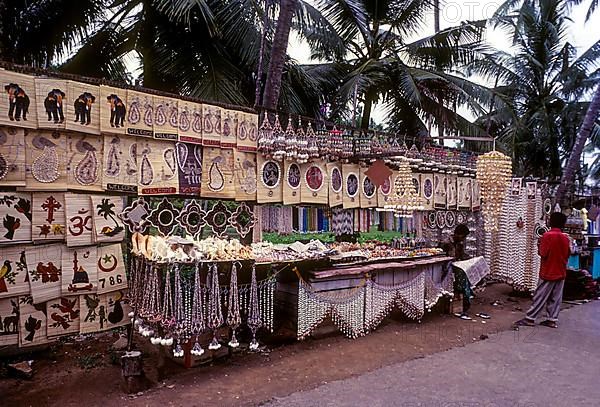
237, 111, 258, 152
65, 193, 94, 247
32, 193, 66, 242
0, 297, 19, 345
34, 78, 67, 130
24, 130, 68, 190
46, 296, 80, 338
177, 100, 203, 145
79, 293, 103, 333
342, 163, 360, 209
137, 138, 179, 195
91, 195, 125, 243
256, 155, 282, 203
421, 173, 434, 211
18, 295, 49, 347
434, 173, 447, 210
62, 246, 98, 295
103, 290, 132, 330
0, 246, 30, 298
0, 192, 32, 244
233, 150, 257, 201
201, 147, 235, 199
99, 85, 127, 135
125, 89, 154, 138
472, 178, 481, 211
446, 174, 457, 209
176, 142, 202, 195
201, 104, 222, 147
359, 166, 377, 208
66, 134, 104, 191
0, 69, 38, 129
65, 81, 101, 135
0, 126, 26, 187
25, 244, 62, 304
458, 177, 472, 210
152, 95, 179, 141
283, 161, 301, 205
327, 162, 343, 208
220, 109, 238, 148
377, 173, 393, 209
301, 161, 328, 205
102, 134, 138, 194
96, 244, 127, 294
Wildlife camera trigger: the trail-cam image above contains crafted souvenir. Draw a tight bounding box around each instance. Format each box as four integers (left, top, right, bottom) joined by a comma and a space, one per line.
126, 89, 154, 138
66, 134, 103, 191
24, 130, 68, 190
102, 134, 138, 193
434, 173, 447, 209
25, 244, 62, 304
177, 100, 203, 145
221, 109, 238, 148
0, 193, 32, 244
65, 193, 94, 247
0, 297, 19, 345
176, 142, 202, 195
229, 202, 255, 239
446, 174, 457, 209
0, 246, 30, 298
205, 201, 232, 237
0, 126, 26, 186
96, 244, 128, 294
202, 104, 222, 147
233, 150, 257, 201
32, 193, 66, 242
302, 161, 328, 205
148, 197, 179, 236
512, 178, 523, 196
176, 200, 206, 238
201, 147, 235, 199
256, 154, 282, 203
46, 296, 81, 338
35, 78, 67, 129
0, 70, 38, 128
137, 138, 179, 195
377, 173, 393, 209
100, 85, 127, 134
237, 111, 259, 152
61, 246, 98, 294
104, 290, 132, 331
342, 163, 360, 209
65, 81, 100, 134
421, 173, 434, 211
472, 179, 481, 211
18, 295, 49, 347
153, 95, 179, 141
327, 162, 343, 208
120, 197, 149, 233
283, 161, 301, 205
91, 195, 125, 243
360, 166, 377, 208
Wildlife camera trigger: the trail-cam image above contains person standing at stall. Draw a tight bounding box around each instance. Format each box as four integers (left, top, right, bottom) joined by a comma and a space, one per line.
442, 224, 473, 319
515, 212, 570, 328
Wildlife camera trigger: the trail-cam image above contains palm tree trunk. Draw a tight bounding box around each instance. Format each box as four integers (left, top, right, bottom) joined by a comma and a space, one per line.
360, 89, 376, 129
555, 84, 600, 205
262, 0, 296, 110
434, 0, 441, 33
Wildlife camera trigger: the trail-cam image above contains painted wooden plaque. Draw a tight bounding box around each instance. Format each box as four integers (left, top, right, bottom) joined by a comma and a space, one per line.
91, 195, 125, 243
24, 130, 68, 190
221, 109, 238, 148
177, 100, 203, 145
256, 154, 282, 203
301, 161, 328, 205
32, 193, 66, 242
176, 142, 203, 195
79, 293, 104, 334
421, 173, 434, 211
46, 296, 80, 338
237, 111, 258, 152
327, 162, 343, 208
0, 193, 32, 244
96, 244, 127, 294
137, 138, 179, 195
0, 126, 26, 187
201, 104, 222, 147
283, 161, 301, 205
233, 150, 257, 201
377, 173, 393, 209
0, 69, 38, 129
62, 246, 98, 295
360, 166, 377, 208
100, 85, 127, 135
102, 134, 138, 194
66, 134, 104, 191
0, 297, 19, 345
458, 177, 472, 210
65, 193, 94, 247
65, 81, 101, 134
446, 174, 457, 209
434, 173, 447, 209
25, 244, 62, 304
472, 178, 481, 211
125, 89, 154, 138
103, 290, 132, 331
0, 246, 30, 298
342, 163, 360, 209
153, 96, 179, 141
34, 78, 67, 130
201, 147, 235, 199
18, 295, 48, 347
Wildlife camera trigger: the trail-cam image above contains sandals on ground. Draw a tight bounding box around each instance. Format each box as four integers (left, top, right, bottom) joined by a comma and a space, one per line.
539, 320, 558, 328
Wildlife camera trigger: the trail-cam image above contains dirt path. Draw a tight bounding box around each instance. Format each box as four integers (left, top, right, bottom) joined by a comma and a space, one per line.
0, 283, 534, 407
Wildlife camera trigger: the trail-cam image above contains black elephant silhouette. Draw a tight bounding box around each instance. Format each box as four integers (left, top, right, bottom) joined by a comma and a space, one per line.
44, 89, 65, 123
106, 94, 126, 128
74, 92, 96, 125
4, 83, 30, 121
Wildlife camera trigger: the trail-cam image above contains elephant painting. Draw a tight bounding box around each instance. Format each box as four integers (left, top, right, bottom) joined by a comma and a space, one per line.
44, 89, 66, 123
106, 94, 126, 128
4, 83, 30, 122
74, 92, 96, 125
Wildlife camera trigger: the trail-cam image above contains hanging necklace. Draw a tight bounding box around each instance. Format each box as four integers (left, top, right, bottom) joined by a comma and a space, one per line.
190, 262, 205, 356
207, 263, 223, 350
227, 262, 241, 348
247, 263, 262, 350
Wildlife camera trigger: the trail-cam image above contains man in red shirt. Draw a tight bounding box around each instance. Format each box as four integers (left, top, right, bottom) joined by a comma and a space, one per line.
515, 212, 570, 328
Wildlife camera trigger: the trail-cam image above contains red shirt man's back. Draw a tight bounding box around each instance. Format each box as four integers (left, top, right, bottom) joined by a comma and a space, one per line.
538, 228, 571, 281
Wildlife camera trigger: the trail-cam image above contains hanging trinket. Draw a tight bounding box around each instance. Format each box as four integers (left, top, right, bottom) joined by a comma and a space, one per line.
257, 113, 273, 157
296, 119, 309, 164
227, 262, 241, 348
207, 263, 223, 350
247, 263, 262, 350
284, 117, 298, 161
271, 115, 286, 162
306, 122, 319, 160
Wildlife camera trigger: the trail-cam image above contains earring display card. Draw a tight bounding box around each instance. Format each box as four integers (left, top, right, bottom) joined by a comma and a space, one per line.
434, 173, 447, 210
125, 90, 154, 138
137, 138, 179, 195
65, 81, 101, 135
0, 192, 32, 244
32, 193, 66, 242
61, 246, 98, 295
66, 134, 104, 191
177, 100, 203, 145
18, 295, 49, 347
96, 244, 127, 294
176, 142, 203, 195
233, 150, 257, 201
25, 243, 62, 304
377, 173, 393, 209
446, 174, 457, 209
65, 193, 94, 247
220, 109, 238, 148
34, 78, 67, 130
102, 134, 138, 194
256, 154, 282, 203
0, 69, 38, 129
359, 166, 377, 208
0, 246, 30, 298
152, 96, 179, 141
0, 297, 19, 345
201, 104, 222, 147
342, 163, 360, 209
91, 195, 125, 243
283, 161, 301, 205
24, 130, 68, 190
236, 111, 258, 152
100, 85, 127, 135
201, 147, 235, 199
46, 296, 80, 338
327, 162, 343, 208
0, 126, 26, 187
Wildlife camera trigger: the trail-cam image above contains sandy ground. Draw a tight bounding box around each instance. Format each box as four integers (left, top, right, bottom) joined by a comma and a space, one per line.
0, 283, 538, 407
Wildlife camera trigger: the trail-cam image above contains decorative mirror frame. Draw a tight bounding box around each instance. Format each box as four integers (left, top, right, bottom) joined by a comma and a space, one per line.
147, 197, 178, 236
119, 197, 150, 233
205, 201, 232, 237
229, 202, 256, 238
445, 211, 456, 228
176, 199, 206, 238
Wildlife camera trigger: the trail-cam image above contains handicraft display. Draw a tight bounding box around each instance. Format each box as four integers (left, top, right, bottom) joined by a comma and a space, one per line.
302, 161, 328, 205
61, 246, 98, 294
102, 134, 138, 193
119, 197, 149, 233
46, 296, 80, 337
359, 166, 377, 208
421, 173, 434, 210
0, 193, 32, 243
65, 81, 100, 134
201, 147, 235, 199
472, 179, 481, 211
201, 104, 222, 146
79, 293, 103, 334
205, 201, 232, 238
18, 295, 49, 347
176, 200, 206, 239
0, 127, 26, 186
65, 193, 94, 246
34, 78, 67, 129
153, 96, 179, 141
1, 70, 37, 129
229, 202, 255, 239
176, 142, 203, 195
32, 193, 65, 242
327, 162, 343, 208
91, 195, 125, 243
0, 297, 19, 345
147, 197, 179, 236
446, 175, 457, 209
177, 100, 203, 144
100, 85, 127, 135
66, 134, 103, 191
283, 161, 301, 205
137, 138, 179, 195
457, 177, 472, 210
342, 163, 360, 209
96, 244, 128, 294
377, 173, 393, 208
24, 130, 67, 190
0, 246, 29, 298
256, 154, 282, 203
237, 111, 258, 152
126, 90, 154, 138
221, 109, 238, 148
476, 151, 511, 230
25, 244, 62, 304
434, 173, 447, 209
234, 150, 257, 201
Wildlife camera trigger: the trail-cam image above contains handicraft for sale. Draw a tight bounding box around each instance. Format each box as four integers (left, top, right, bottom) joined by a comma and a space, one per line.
202, 147, 235, 199
283, 161, 301, 205
234, 150, 257, 201
342, 163, 360, 209
91, 195, 125, 243
137, 138, 179, 195
0, 246, 30, 298
421, 173, 434, 211
65, 81, 100, 135
34, 78, 67, 130
25, 244, 62, 304
65, 193, 94, 247
236, 111, 258, 152
66, 134, 104, 191
0, 126, 26, 187
96, 244, 127, 294
126, 89, 154, 138
102, 134, 138, 193
446, 174, 457, 209
176, 142, 203, 195
0, 297, 19, 345
434, 173, 447, 209
0, 70, 38, 129
359, 166, 377, 208
152, 95, 179, 141
221, 109, 238, 148
46, 296, 81, 338
61, 246, 98, 294
302, 161, 328, 205
32, 193, 66, 242
100, 85, 127, 135
256, 154, 282, 203
177, 100, 203, 144
24, 130, 68, 190
201, 104, 222, 147
327, 162, 343, 207
0, 192, 32, 244
18, 295, 49, 347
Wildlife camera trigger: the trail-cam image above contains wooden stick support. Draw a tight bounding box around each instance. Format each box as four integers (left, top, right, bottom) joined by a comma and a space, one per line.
121, 350, 149, 394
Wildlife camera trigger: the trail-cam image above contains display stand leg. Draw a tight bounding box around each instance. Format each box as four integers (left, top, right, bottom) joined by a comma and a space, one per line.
121, 350, 150, 393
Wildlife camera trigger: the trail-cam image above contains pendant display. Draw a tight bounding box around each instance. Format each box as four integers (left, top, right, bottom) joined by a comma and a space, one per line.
0, 193, 32, 244
207, 263, 223, 350
205, 201, 232, 237
0, 246, 30, 298
247, 264, 262, 350
229, 202, 255, 239
227, 262, 241, 348
0, 70, 38, 129
176, 200, 206, 238
0, 127, 26, 186
147, 197, 178, 236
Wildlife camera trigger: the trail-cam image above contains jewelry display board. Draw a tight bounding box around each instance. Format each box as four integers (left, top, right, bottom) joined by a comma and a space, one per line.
176, 142, 203, 195
25, 244, 62, 304
18, 295, 49, 347
0, 245, 30, 298
342, 163, 360, 209
301, 161, 328, 205
32, 193, 66, 242
102, 134, 138, 193
234, 150, 257, 201
0, 70, 38, 129
0, 127, 26, 186
125, 90, 154, 138
152, 95, 179, 141
177, 100, 203, 145
201, 147, 235, 199
24, 130, 68, 190
100, 85, 127, 135
66, 134, 104, 191
256, 154, 282, 203
137, 138, 179, 195
65, 81, 100, 135
34, 78, 67, 130
0, 192, 32, 244
283, 161, 301, 205
359, 166, 377, 208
